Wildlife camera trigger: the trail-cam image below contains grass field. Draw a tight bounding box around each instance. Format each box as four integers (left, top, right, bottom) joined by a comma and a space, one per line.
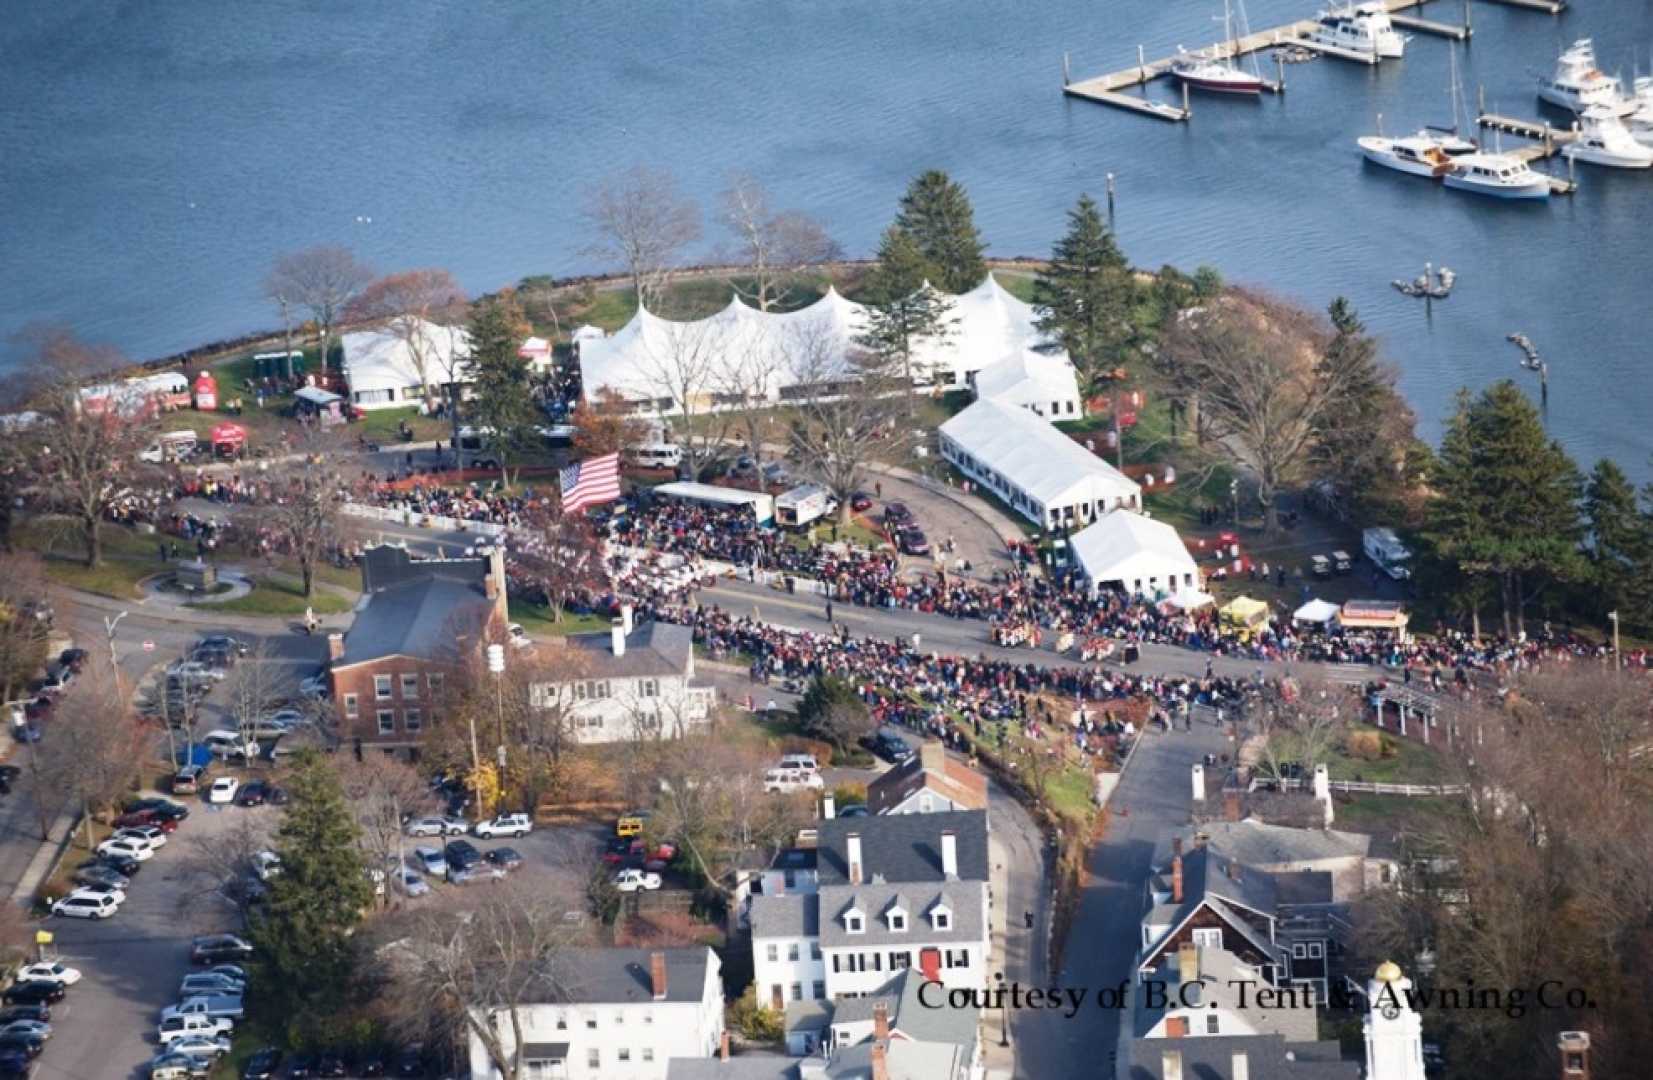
209, 576, 353, 617
508, 603, 610, 638
1268, 724, 1448, 785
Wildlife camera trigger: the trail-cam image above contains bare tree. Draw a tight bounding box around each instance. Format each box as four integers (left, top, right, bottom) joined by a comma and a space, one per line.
37, 662, 145, 849
1163, 289, 1349, 535
265, 246, 374, 375
336, 753, 436, 905
221, 640, 289, 753
178, 813, 274, 916
714, 322, 788, 479
637, 316, 732, 480
583, 165, 702, 308
252, 431, 349, 599
718, 172, 842, 312
783, 321, 912, 524
0, 553, 52, 706
391, 881, 585, 1080
347, 269, 469, 408
17, 326, 154, 567
515, 507, 608, 624
1255, 681, 1349, 784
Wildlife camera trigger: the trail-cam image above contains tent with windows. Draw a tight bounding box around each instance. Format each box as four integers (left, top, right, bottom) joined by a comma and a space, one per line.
340, 319, 472, 412
971, 348, 1084, 419
1070, 510, 1199, 598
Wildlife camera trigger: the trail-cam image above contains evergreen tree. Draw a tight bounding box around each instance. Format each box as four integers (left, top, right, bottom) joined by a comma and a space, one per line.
1585, 459, 1650, 630
857, 227, 953, 409
1313, 298, 1415, 518
1032, 194, 1133, 395
466, 294, 541, 485
892, 170, 986, 294
1421, 382, 1584, 638
250, 750, 372, 1031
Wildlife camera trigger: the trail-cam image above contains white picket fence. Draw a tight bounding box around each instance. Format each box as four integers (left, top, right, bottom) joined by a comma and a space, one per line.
1258, 776, 1467, 798
340, 502, 508, 539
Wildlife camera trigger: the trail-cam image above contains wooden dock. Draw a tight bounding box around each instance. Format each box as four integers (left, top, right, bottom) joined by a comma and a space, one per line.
1481, 0, 1565, 13
1475, 112, 1581, 193
1390, 13, 1471, 40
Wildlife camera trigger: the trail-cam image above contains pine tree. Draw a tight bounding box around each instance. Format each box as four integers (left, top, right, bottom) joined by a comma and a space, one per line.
1313, 298, 1415, 518
1033, 194, 1133, 395
1585, 459, 1650, 630
250, 750, 373, 1030
1421, 382, 1584, 638
857, 227, 954, 408
892, 170, 986, 294
466, 294, 540, 485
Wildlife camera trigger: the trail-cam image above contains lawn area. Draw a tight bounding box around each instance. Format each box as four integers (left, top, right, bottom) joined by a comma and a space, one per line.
1332, 794, 1468, 835
209, 576, 353, 617
352, 406, 451, 444
508, 603, 610, 638
1268, 724, 1449, 785
17, 518, 164, 600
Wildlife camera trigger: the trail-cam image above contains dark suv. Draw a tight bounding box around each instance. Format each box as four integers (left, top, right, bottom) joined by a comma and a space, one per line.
443, 839, 482, 874
861, 728, 914, 765
191, 933, 254, 964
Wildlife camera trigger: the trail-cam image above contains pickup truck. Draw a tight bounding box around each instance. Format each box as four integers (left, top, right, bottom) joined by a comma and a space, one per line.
161, 994, 244, 1024
157, 1012, 234, 1044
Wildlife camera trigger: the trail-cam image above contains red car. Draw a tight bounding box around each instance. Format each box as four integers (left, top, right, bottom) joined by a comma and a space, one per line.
113, 809, 179, 832
850, 492, 873, 513
601, 839, 676, 871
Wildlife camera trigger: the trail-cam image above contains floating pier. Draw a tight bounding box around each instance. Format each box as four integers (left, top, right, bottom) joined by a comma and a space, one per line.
1475, 112, 1581, 194
1389, 13, 1471, 40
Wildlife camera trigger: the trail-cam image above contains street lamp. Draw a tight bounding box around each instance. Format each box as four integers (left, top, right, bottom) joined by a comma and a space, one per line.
1608, 611, 1621, 671
487, 643, 507, 771
104, 610, 130, 696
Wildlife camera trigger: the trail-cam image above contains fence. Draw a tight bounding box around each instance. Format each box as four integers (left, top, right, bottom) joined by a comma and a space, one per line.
1256, 776, 1467, 798
340, 502, 508, 539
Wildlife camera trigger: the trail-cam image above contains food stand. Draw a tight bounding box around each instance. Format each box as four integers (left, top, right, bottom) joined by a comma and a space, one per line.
210, 422, 247, 459
1337, 600, 1411, 642
1219, 596, 1271, 640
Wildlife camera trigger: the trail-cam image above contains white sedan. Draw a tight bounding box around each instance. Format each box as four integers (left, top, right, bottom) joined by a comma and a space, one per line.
96, 837, 154, 862
392, 867, 430, 898
207, 777, 240, 804
16, 961, 80, 986
113, 825, 167, 848
404, 815, 468, 837
613, 868, 662, 893
168, 1033, 232, 1061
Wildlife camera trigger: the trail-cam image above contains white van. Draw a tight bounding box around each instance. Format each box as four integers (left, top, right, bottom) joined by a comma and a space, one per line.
624, 443, 683, 470
139, 431, 199, 464
778, 754, 820, 774
764, 768, 825, 794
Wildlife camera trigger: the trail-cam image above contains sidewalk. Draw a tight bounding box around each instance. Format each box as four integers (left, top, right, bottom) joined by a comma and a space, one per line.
10, 805, 78, 907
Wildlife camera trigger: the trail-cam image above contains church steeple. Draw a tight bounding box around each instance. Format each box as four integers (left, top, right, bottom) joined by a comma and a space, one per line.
1363, 961, 1426, 1080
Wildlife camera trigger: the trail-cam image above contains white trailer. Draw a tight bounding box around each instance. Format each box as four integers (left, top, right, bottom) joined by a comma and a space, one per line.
1362, 527, 1412, 580
774, 483, 837, 529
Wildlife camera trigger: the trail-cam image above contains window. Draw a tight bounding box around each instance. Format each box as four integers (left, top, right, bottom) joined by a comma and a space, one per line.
920, 795, 932, 812
812, 981, 826, 999
946, 948, 970, 968
614, 1012, 624, 1026
642, 1048, 654, 1063
1192, 928, 1222, 949
845, 914, 864, 934
1309, 943, 1324, 959
586, 1016, 597, 1030
643, 1013, 653, 1025
586, 1049, 599, 1068
790, 983, 802, 1001
617, 1048, 630, 1062
343, 694, 359, 720
640, 678, 659, 698
888, 913, 906, 932
891, 951, 911, 970
373, 675, 392, 701
932, 907, 952, 930
376, 710, 395, 735
766, 944, 778, 962
404, 708, 421, 732
831, 955, 841, 973
554, 1014, 566, 1031
401, 673, 419, 698
586, 680, 610, 700
787, 944, 799, 961
427, 672, 445, 695
1206, 1014, 1220, 1035
810, 942, 822, 960
1292, 944, 1308, 960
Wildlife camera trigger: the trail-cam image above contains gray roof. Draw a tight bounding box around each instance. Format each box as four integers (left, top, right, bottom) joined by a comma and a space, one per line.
832, 969, 979, 1050
1172, 820, 1372, 868
818, 881, 983, 949
751, 893, 819, 939
1133, 946, 1319, 1043
1148, 847, 1280, 929
799, 1040, 969, 1080
667, 1056, 797, 1080
816, 811, 988, 885
361, 543, 492, 592
1128, 1035, 1359, 1080
337, 575, 491, 667
564, 620, 694, 678
545, 947, 712, 1005
785, 998, 833, 1033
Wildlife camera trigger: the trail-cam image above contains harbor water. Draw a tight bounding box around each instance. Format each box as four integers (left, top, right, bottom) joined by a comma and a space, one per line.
2, 0, 1649, 473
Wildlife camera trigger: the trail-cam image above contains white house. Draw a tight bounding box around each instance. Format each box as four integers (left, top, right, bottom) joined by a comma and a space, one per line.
864, 742, 987, 817
750, 893, 827, 1015
530, 610, 716, 744
817, 876, 987, 997
1069, 509, 1201, 599
340, 318, 472, 411
467, 947, 724, 1080
970, 347, 1083, 419
939, 398, 1140, 531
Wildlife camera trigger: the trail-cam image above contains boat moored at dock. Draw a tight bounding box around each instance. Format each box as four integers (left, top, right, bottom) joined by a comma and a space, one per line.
1537, 39, 1630, 115
1442, 153, 1553, 200
1560, 106, 1653, 168
1310, 2, 1408, 59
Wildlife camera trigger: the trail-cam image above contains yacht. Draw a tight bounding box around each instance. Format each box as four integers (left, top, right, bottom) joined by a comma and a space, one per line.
1358, 132, 1457, 177
1537, 39, 1629, 114
1442, 153, 1552, 200
1171, 0, 1265, 95
1310, 2, 1407, 59
1625, 75, 1653, 145
1561, 106, 1653, 168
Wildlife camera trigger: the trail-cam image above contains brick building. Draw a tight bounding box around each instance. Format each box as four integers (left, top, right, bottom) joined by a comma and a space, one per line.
327, 545, 508, 756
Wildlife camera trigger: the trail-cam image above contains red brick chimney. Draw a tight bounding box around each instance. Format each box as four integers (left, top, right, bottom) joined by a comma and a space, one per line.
873, 1001, 890, 1042
871, 1040, 889, 1080
1223, 789, 1242, 822
649, 951, 667, 1001
720, 1030, 730, 1062
1171, 853, 1184, 903
327, 633, 344, 662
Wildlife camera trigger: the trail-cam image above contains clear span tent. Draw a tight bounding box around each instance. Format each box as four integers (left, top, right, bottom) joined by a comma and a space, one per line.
1220, 596, 1271, 629
341, 319, 472, 411
939, 398, 1140, 531
971, 348, 1084, 420
577, 275, 1063, 412
1293, 598, 1342, 625
1069, 509, 1200, 598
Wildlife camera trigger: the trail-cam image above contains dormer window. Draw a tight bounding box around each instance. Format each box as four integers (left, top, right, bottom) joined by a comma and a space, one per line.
929, 902, 952, 931
844, 907, 865, 934
889, 912, 907, 932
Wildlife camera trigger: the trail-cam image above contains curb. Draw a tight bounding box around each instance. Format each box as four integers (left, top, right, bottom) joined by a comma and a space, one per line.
11, 808, 81, 907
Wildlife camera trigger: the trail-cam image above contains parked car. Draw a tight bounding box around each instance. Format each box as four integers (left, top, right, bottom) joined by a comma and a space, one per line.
882, 502, 914, 525
764, 767, 824, 794
97, 836, 154, 862
190, 934, 253, 964
601, 839, 676, 872
161, 995, 245, 1024
202, 732, 256, 760
13, 964, 77, 988
71, 864, 129, 891
862, 728, 914, 764
253, 850, 281, 881
113, 825, 167, 849
314, 1053, 348, 1078
206, 964, 248, 983
0, 1034, 42, 1060
442, 839, 482, 872
51, 892, 119, 919
410, 847, 448, 878
127, 797, 189, 822
196, 635, 249, 658
484, 847, 523, 872
166, 661, 224, 684
0, 984, 62, 1007
0, 1022, 47, 1043
240, 1047, 282, 1080
895, 525, 930, 556
473, 813, 532, 839
391, 867, 429, 898
298, 673, 330, 700
166, 1034, 231, 1062
850, 491, 874, 512
448, 864, 506, 886
613, 868, 662, 892
179, 974, 244, 998
156, 1014, 233, 1045
404, 815, 468, 838
237, 782, 272, 808
615, 810, 650, 837
206, 778, 240, 805
92, 852, 143, 877
0, 1007, 51, 1027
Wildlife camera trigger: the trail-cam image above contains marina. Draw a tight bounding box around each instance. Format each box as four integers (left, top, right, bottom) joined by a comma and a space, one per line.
1472, 112, 1582, 191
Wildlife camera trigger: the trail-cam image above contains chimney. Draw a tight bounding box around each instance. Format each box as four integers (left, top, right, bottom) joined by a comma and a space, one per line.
1191, 762, 1205, 802
1223, 789, 1242, 822
1559, 1031, 1591, 1080
919, 740, 945, 773
327, 633, 344, 662
870, 1041, 889, 1080
611, 619, 627, 657
873, 1001, 890, 1042
1226, 859, 1240, 883
847, 833, 863, 885
1171, 853, 1183, 903
1171, 836, 1183, 857
1231, 1051, 1250, 1080
1161, 1049, 1183, 1080
941, 831, 958, 880
1177, 940, 1198, 984
822, 794, 836, 820
649, 951, 667, 1000
621, 603, 634, 636
720, 1030, 730, 1062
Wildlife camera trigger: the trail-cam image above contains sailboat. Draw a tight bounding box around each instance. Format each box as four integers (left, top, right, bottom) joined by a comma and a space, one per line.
1172, 0, 1266, 95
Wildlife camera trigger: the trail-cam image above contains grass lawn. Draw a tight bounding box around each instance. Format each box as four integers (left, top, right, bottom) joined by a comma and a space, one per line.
1332, 794, 1467, 834
17, 519, 164, 600
209, 576, 353, 618
509, 603, 610, 637
1268, 724, 1448, 785
353, 406, 451, 444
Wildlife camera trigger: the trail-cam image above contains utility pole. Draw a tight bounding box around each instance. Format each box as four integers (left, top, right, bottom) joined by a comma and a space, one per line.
103, 611, 129, 697
488, 644, 507, 777
1608, 611, 1621, 671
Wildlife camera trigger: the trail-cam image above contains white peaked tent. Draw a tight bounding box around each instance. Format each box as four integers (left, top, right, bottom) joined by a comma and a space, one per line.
341, 318, 472, 411
576, 275, 1063, 412
1293, 598, 1342, 625
1070, 509, 1200, 598
972, 347, 1084, 419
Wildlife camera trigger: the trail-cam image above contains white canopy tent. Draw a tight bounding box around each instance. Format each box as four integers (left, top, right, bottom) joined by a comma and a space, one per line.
939, 399, 1140, 531
1069, 509, 1200, 598
971, 348, 1084, 419
341, 319, 472, 411
576, 275, 1064, 413
1293, 598, 1342, 625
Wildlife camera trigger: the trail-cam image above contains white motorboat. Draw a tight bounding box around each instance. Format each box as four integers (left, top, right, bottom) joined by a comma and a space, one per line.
1625, 75, 1653, 145
1562, 106, 1653, 168
1442, 153, 1552, 200
1171, 0, 1265, 95
1358, 133, 1456, 178
1537, 39, 1630, 114
1310, 2, 1407, 59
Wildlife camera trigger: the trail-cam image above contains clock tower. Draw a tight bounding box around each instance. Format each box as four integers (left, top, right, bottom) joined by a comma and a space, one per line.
1363, 960, 1427, 1080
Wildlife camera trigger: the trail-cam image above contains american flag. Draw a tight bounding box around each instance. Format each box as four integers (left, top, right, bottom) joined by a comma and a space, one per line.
559, 452, 621, 514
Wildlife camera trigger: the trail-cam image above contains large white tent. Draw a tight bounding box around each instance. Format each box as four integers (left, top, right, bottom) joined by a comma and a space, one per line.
1069, 509, 1200, 598
939, 398, 1140, 531
971, 347, 1083, 419
341, 318, 472, 411
576, 275, 1062, 413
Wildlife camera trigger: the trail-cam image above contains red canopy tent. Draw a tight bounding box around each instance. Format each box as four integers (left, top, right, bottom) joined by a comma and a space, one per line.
210, 422, 247, 457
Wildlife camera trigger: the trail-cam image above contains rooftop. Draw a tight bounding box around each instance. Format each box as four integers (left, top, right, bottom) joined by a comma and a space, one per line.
560, 619, 694, 679
751, 893, 819, 940
815, 810, 988, 885
1170, 820, 1373, 869
546, 947, 713, 1006
1127, 1035, 1359, 1080
940, 397, 1140, 508
336, 575, 492, 668
866, 743, 988, 815
818, 880, 983, 949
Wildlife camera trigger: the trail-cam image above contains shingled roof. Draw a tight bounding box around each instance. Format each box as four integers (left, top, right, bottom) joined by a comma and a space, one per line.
866, 743, 988, 815
815, 810, 988, 885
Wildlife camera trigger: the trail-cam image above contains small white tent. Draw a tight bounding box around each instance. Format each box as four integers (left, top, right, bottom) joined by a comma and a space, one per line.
1070, 509, 1200, 598
1293, 598, 1342, 625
